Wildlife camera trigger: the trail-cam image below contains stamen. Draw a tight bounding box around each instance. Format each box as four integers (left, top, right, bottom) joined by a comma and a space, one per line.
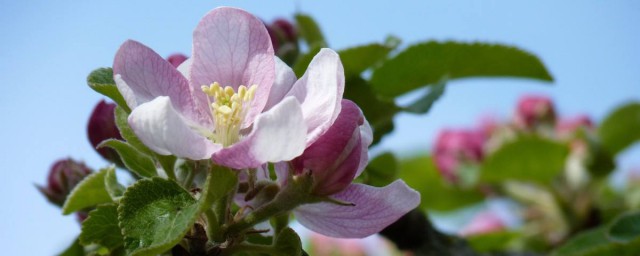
200, 82, 258, 147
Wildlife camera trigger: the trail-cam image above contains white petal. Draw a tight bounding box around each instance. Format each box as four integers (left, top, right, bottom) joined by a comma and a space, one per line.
264, 57, 297, 111
128, 96, 221, 160
287, 49, 345, 146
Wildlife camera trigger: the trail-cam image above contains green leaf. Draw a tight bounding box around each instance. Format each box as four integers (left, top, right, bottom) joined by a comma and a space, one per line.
398, 155, 483, 211
294, 14, 326, 48
118, 178, 200, 256
371, 41, 553, 98
292, 46, 322, 78
598, 102, 640, 155
338, 43, 393, 76
607, 211, 640, 243
363, 152, 398, 187
480, 136, 568, 183
114, 106, 154, 156
466, 231, 519, 252
79, 204, 123, 251
552, 227, 640, 256
99, 139, 157, 178
87, 68, 130, 113
200, 166, 237, 212
402, 80, 446, 114
273, 228, 302, 256
63, 168, 114, 215
104, 168, 125, 200
58, 238, 84, 256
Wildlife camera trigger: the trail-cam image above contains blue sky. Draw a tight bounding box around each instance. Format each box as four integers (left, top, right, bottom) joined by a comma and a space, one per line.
1, 1, 638, 254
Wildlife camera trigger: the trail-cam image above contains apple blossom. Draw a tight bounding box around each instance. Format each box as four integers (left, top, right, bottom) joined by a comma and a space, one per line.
514, 95, 556, 130
87, 100, 123, 165
433, 129, 485, 183
37, 158, 93, 206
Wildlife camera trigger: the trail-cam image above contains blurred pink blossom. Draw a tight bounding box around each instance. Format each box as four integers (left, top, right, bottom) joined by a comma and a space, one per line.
433, 129, 486, 183
459, 211, 506, 237
514, 95, 556, 130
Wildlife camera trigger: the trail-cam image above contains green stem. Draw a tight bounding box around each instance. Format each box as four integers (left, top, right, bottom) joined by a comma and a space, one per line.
156, 155, 177, 180
205, 209, 221, 242
182, 167, 196, 188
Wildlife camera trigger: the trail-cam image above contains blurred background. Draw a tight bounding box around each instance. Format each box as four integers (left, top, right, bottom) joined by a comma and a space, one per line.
1, 1, 638, 254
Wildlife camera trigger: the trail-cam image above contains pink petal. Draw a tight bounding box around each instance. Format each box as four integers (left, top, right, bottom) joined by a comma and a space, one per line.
294, 181, 420, 238
128, 97, 221, 160
355, 118, 373, 178
291, 100, 363, 196
287, 49, 345, 146
212, 97, 306, 169
191, 7, 275, 128
263, 57, 297, 111
113, 40, 210, 126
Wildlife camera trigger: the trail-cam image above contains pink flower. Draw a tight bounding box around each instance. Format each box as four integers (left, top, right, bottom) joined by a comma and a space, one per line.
433, 129, 485, 183
113, 7, 345, 169
274, 102, 420, 238
556, 115, 594, 140
87, 100, 123, 165
514, 95, 556, 129
459, 211, 506, 237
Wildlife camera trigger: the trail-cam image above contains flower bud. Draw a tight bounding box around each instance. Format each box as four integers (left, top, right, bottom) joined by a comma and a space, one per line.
266, 18, 299, 65
433, 129, 485, 183
167, 53, 188, 68
37, 158, 93, 207
556, 115, 594, 140
291, 100, 364, 196
459, 211, 506, 237
514, 95, 556, 130
87, 100, 123, 165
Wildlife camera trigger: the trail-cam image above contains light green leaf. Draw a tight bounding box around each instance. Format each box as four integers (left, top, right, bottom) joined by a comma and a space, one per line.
338, 43, 392, 76
294, 14, 326, 48
402, 80, 446, 114
118, 178, 200, 256
104, 168, 125, 200
398, 155, 483, 211
598, 102, 640, 155
273, 228, 302, 256
200, 167, 237, 211
114, 106, 154, 156
79, 204, 123, 251
552, 227, 640, 256
363, 152, 398, 187
466, 231, 519, 252
607, 211, 640, 243
371, 41, 553, 98
480, 136, 568, 183
87, 68, 130, 113
99, 139, 157, 178
63, 168, 113, 215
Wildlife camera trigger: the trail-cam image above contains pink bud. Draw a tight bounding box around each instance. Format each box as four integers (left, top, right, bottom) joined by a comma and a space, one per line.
167, 53, 188, 68
87, 100, 123, 165
266, 18, 299, 64
271, 18, 297, 42
433, 129, 485, 183
514, 95, 556, 129
556, 115, 594, 139
37, 158, 93, 207
292, 100, 364, 196
459, 211, 506, 237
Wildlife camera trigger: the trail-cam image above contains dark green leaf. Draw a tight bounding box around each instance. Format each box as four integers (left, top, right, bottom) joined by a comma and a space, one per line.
273, 228, 302, 256
79, 204, 123, 251
552, 227, 640, 256
480, 136, 568, 183
88, 68, 130, 113
607, 211, 640, 243
371, 41, 553, 98
338, 43, 393, 76
294, 14, 326, 48
402, 80, 446, 114
466, 231, 519, 252
118, 178, 200, 256
114, 106, 154, 156
598, 102, 640, 155
398, 155, 483, 211
63, 168, 114, 215
104, 168, 125, 200
363, 152, 398, 187
58, 238, 84, 256
99, 139, 157, 178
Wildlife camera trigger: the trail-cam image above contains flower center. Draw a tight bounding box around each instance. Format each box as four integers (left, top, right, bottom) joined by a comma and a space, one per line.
201, 82, 257, 147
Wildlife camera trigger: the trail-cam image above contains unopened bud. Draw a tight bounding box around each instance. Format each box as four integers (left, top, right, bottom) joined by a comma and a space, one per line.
266, 18, 299, 65
167, 53, 188, 68
87, 100, 123, 165
514, 95, 556, 130
433, 129, 485, 184
37, 158, 93, 207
